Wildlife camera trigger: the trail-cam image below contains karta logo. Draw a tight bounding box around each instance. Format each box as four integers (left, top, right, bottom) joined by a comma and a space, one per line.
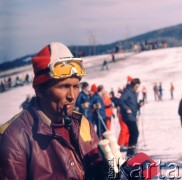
157, 160, 181, 179
108, 158, 181, 179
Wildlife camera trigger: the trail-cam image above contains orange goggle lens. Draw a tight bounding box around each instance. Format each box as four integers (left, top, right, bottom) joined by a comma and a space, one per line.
49, 60, 85, 79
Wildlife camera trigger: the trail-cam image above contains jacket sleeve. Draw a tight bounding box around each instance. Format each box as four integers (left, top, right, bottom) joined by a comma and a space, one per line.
0, 124, 28, 180
75, 93, 82, 110
119, 90, 130, 112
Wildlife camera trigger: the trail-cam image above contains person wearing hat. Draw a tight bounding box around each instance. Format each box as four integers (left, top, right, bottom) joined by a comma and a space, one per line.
90, 83, 98, 97
91, 85, 106, 139
75, 81, 92, 123
119, 78, 141, 158
0, 42, 105, 179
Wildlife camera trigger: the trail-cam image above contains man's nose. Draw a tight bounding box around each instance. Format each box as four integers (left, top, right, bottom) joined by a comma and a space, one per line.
67, 87, 75, 102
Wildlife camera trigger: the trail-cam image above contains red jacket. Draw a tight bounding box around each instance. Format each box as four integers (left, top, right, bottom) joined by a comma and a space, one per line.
0, 99, 104, 180
102, 96, 113, 119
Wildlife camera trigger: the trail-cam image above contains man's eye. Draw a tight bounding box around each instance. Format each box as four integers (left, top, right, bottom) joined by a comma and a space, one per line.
57, 84, 69, 89
74, 85, 80, 89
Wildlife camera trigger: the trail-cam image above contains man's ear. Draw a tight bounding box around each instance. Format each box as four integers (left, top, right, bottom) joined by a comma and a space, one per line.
35, 87, 45, 98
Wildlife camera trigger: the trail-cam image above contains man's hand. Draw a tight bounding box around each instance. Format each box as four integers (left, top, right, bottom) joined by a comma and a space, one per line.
127, 109, 132, 114
93, 103, 101, 109
82, 102, 90, 108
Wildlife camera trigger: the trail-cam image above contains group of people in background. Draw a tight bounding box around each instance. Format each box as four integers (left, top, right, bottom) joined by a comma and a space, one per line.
153, 82, 175, 101
132, 40, 168, 53
75, 76, 144, 157
0, 73, 33, 93
3, 68, 180, 158
74, 77, 181, 157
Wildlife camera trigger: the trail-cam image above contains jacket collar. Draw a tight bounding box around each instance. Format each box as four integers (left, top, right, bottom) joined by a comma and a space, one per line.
30, 97, 82, 138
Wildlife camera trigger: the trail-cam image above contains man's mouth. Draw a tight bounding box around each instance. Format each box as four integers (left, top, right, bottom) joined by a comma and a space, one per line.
64, 103, 73, 109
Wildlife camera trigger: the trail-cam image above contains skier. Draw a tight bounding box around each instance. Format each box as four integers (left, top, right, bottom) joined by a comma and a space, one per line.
158, 82, 163, 100
101, 60, 109, 71
90, 83, 98, 98
75, 81, 92, 123
117, 76, 133, 151
153, 83, 159, 101
170, 82, 174, 100
102, 90, 114, 130
142, 85, 147, 103
91, 85, 106, 139
111, 53, 115, 62
119, 78, 142, 157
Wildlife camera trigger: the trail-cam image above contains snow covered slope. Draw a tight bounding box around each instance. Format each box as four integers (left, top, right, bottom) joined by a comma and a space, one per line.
0, 47, 182, 169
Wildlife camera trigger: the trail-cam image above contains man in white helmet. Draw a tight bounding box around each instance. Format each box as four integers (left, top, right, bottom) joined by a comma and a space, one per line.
0, 42, 105, 179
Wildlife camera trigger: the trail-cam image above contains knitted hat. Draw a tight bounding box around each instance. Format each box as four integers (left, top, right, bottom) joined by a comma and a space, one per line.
32, 42, 75, 88
127, 75, 133, 83
91, 84, 98, 93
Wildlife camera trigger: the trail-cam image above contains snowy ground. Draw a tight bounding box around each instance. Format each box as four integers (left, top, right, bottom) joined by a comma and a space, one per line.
0, 47, 182, 177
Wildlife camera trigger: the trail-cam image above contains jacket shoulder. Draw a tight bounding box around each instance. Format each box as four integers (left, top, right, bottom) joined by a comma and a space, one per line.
72, 111, 92, 142
0, 110, 33, 135
0, 111, 25, 134
80, 115, 92, 142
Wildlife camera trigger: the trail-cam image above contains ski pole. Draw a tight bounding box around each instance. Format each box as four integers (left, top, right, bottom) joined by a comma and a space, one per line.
96, 109, 108, 131
141, 105, 146, 146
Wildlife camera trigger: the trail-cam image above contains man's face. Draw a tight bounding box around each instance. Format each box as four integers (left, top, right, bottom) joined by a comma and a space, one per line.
134, 84, 140, 92
84, 85, 90, 92
39, 77, 80, 120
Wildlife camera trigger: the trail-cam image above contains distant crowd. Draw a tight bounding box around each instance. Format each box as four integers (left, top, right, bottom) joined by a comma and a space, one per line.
132, 40, 168, 53
153, 82, 175, 101
0, 72, 33, 93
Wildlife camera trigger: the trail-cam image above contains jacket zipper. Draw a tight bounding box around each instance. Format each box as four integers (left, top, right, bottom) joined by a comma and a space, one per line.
69, 150, 84, 180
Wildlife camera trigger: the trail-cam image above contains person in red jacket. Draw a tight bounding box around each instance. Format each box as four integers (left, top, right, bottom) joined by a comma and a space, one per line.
0, 42, 105, 179
102, 90, 114, 130
117, 112, 130, 151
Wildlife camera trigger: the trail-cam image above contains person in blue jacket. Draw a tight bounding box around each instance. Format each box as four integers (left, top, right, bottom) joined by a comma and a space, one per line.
91, 85, 106, 139
75, 82, 92, 123
119, 78, 141, 157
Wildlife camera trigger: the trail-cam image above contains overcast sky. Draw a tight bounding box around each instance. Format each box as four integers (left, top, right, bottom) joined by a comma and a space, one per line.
0, 0, 182, 62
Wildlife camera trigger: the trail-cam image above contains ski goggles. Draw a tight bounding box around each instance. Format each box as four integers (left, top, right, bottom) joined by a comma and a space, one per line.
44, 57, 85, 79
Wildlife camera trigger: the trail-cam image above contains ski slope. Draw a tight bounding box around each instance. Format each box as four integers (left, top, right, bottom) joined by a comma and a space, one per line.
0, 47, 182, 175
